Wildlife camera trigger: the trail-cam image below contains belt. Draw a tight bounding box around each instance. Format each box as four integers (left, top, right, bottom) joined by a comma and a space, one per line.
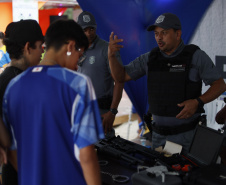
151, 119, 199, 136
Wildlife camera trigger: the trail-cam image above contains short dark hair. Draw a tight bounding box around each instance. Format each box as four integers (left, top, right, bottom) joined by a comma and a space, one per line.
4, 40, 37, 60
45, 19, 89, 51
4, 22, 16, 39
4, 20, 43, 60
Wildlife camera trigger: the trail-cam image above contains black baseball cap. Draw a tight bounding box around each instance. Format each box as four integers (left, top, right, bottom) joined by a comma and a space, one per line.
77, 11, 97, 30
9, 19, 44, 44
147, 13, 181, 31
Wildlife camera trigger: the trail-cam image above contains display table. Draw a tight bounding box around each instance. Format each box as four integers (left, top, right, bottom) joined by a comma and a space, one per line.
95, 130, 226, 185
98, 153, 135, 185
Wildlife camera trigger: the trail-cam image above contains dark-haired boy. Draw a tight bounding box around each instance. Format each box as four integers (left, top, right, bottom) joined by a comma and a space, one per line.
0, 19, 44, 185
2, 19, 103, 185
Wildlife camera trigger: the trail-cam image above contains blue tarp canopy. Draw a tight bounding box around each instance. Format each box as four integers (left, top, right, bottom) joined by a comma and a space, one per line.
77, 0, 213, 119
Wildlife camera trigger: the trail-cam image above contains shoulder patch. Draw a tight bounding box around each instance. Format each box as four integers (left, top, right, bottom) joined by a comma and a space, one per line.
32, 67, 43, 72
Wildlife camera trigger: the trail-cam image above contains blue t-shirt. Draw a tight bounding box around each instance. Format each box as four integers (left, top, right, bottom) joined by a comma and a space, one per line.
0, 49, 4, 61
0, 52, 11, 67
3, 65, 104, 185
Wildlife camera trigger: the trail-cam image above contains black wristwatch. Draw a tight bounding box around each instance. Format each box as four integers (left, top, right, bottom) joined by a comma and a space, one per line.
196, 97, 204, 107
109, 108, 118, 115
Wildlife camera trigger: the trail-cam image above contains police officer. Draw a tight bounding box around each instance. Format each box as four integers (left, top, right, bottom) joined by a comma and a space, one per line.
77, 11, 124, 134
108, 13, 226, 153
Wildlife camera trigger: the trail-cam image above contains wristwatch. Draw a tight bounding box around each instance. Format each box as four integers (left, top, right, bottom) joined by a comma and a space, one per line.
109, 108, 118, 115
196, 97, 204, 107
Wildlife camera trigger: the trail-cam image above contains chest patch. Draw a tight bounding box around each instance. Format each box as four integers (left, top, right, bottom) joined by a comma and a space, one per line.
89, 56, 95, 64
169, 64, 186, 72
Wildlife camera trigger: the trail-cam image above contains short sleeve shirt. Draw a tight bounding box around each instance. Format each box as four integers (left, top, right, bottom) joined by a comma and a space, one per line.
124, 41, 222, 126
125, 41, 221, 85
0, 66, 23, 116
77, 36, 122, 99
3, 65, 104, 185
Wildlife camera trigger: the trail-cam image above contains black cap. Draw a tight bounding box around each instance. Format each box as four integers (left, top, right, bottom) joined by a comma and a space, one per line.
77, 11, 97, 29
147, 13, 181, 31
9, 19, 44, 44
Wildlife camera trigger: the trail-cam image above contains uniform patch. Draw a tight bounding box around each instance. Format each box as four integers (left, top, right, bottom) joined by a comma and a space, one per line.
89, 56, 95, 64
156, 15, 165, 23
172, 65, 183, 68
83, 15, 91, 23
170, 64, 185, 72
32, 67, 43, 72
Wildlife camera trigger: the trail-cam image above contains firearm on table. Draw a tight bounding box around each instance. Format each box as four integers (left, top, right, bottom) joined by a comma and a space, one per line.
95, 135, 162, 166
95, 138, 145, 165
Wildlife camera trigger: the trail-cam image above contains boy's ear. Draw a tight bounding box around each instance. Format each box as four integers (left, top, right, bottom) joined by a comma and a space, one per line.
24, 42, 30, 54
67, 40, 76, 52
176, 30, 182, 40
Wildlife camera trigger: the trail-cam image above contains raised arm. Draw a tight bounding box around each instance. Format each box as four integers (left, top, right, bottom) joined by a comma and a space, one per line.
108, 32, 131, 82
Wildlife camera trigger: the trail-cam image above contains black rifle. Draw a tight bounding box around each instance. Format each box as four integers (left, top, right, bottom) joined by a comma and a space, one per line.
95, 138, 145, 165
95, 135, 163, 166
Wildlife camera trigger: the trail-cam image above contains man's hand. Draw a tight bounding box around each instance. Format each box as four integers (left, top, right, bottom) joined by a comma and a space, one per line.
176, 99, 199, 119
215, 105, 226, 124
101, 111, 116, 133
108, 32, 123, 58
0, 146, 7, 165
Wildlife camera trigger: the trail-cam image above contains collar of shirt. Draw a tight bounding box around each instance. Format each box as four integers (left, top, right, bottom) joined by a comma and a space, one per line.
160, 40, 185, 58
88, 35, 99, 50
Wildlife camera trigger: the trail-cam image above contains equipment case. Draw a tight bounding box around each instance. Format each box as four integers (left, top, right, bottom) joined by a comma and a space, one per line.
132, 170, 182, 185
132, 125, 225, 185
183, 125, 224, 167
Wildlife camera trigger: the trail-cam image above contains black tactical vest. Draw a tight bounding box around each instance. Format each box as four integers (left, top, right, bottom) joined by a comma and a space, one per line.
147, 44, 203, 116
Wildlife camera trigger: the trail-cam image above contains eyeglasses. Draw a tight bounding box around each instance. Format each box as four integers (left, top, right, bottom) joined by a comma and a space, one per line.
78, 54, 86, 66
75, 45, 86, 66
75, 45, 83, 53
